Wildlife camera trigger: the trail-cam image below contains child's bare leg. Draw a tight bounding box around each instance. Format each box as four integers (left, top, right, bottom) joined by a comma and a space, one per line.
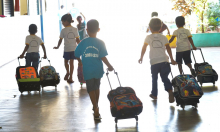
64, 59, 70, 80
68, 59, 74, 83
77, 58, 82, 66
95, 88, 100, 106
187, 63, 196, 76
89, 90, 99, 116
186, 63, 192, 69
178, 64, 183, 74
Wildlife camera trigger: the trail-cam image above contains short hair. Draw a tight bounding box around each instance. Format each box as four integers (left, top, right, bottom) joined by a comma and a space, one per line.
77, 16, 82, 22
61, 14, 74, 23
151, 12, 158, 17
29, 24, 37, 34
149, 18, 162, 31
175, 16, 185, 27
87, 19, 99, 33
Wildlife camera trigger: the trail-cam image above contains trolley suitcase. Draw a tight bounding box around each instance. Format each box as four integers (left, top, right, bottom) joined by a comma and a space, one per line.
39, 58, 60, 89
170, 64, 203, 109
106, 70, 143, 123
191, 48, 218, 87
77, 64, 86, 87
16, 57, 41, 93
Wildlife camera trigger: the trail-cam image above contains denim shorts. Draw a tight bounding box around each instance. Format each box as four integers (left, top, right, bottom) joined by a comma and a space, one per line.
63, 51, 76, 60
86, 78, 101, 93
25, 52, 40, 71
176, 50, 192, 65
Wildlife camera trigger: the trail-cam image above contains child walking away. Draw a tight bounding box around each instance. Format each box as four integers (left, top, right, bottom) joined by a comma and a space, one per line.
169, 16, 197, 76
19, 24, 47, 71
75, 19, 114, 120
77, 12, 87, 40
54, 14, 82, 84
146, 12, 171, 36
138, 18, 177, 103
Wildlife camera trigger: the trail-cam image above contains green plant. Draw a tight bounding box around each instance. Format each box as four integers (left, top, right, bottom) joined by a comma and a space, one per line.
205, 2, 220, 30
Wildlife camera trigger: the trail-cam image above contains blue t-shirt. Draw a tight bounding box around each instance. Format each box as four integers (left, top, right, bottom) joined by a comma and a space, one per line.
78, 21, 86, 40
75, 37, 108, 80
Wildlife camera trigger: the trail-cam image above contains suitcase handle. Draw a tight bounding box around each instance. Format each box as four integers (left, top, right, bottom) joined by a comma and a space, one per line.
191, 48, 205, 63
39, 57, 51, 68
169, 62, 185, 79
17, 57, 26, 66
106, 69, 122, 90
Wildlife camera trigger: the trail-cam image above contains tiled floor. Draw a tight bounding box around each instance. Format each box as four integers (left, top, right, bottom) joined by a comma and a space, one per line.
0, 46, 220, 131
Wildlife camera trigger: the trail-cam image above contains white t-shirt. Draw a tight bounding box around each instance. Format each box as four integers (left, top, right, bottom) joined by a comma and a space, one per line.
144, 33, 169, 65
25, 35, 44, 53
60, 26, 79, 52
173, 27, 192, 52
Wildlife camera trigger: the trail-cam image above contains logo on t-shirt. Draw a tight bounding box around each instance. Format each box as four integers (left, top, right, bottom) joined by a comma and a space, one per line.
30, 40, 38, 47
152, 40, 163, 48
67, 32, 75, 39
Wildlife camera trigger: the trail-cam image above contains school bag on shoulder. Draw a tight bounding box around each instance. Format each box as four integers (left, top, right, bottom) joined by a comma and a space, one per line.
106, 69, 143, 123
191, 48, 218, 87
16, 57, 41, 93
39, 58, 60, 89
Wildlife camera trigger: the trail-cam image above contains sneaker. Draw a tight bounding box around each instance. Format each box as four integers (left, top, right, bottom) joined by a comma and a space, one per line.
149, 94, 157, 100
191, 69, 196, 77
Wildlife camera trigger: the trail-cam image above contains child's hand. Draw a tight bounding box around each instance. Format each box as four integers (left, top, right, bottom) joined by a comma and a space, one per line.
138, 58, 143, 64
193, 46, 197, 50
19, 54, 24, 59
171, 60, 177, 65
53, 47, 58, 49
43, 55, 47, 59
108, 66, 114, 71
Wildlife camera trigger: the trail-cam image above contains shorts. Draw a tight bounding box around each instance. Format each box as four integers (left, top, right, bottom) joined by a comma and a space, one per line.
25, 52, 40, 71
63, 51, 76, 60
176, 50, 192, 65
86, 78, 101, 93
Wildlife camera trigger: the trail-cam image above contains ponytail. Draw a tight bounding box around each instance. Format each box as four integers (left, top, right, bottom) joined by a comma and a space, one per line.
61, 14, 74, 23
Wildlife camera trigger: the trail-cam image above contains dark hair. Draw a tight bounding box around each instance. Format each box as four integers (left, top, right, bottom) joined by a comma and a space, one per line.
87, 19, 99, 33
29, 24, 37, 34
149, 18, 162, 31
151, 12, 158, 17
175, 16, 185, 27
61, 14, 74, 23
77, 16, 82, 30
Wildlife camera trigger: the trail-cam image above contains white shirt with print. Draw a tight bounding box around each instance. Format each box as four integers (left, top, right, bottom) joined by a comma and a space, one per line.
144, 33, 169, 65
25, 35, 44, 53
60, 26, 79, 52
173, 27, 192, 52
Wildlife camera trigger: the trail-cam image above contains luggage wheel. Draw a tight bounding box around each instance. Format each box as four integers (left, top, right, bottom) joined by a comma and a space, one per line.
115, 118, 118, 123
135, 116, 138, 122
192, 103, 198, 108
181, 104, 185, 109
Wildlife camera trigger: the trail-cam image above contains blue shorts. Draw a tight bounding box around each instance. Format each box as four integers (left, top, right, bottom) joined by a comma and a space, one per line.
86, 78, 101, 93
63, 51, 76, 60
25, 52, 40, 71
176, 50, 192, 65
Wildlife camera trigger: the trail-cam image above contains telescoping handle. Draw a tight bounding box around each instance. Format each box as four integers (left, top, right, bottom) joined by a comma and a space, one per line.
169, 62, 185, 79
40, 57, 51, 68
191, 48, 205, 63
106, 69, 122, 90
17, 57, 25, 66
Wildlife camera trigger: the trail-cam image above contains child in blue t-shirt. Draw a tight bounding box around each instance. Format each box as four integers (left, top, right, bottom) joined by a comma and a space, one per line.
75, 19, 114, 120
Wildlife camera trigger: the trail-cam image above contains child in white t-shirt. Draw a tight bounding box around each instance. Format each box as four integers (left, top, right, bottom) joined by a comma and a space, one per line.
19, 24, 47, 71
138, 18, 177, 103
169, 16, 197, 76
54, 14, 82, 83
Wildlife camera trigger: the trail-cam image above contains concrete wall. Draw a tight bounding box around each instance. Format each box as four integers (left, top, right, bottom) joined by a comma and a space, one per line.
192, 33, 220, 47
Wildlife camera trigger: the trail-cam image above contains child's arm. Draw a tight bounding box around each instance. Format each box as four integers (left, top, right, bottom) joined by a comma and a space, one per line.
166, 45, 177, 65
188, 37, 197, 50
53, 38, 63, 49
169, 36, 175, 44
146, 27, 149, 33
80, 12, 86, 21
138, 44, 147, 64
101, 57, 114, 71
19, 45, 29, 58
76, 37, 80, 44
41, 44, 47, 59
